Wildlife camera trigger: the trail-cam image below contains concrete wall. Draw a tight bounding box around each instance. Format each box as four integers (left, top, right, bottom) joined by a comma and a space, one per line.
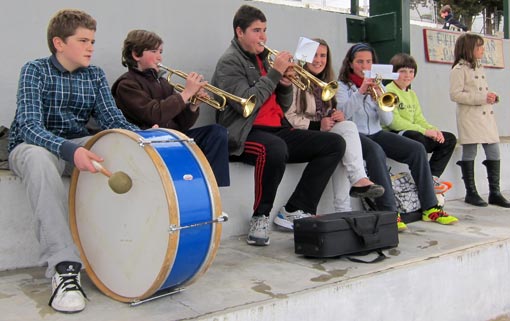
1, 0, 508, 135
409, 26, 510, 136
1, 0, 509, 272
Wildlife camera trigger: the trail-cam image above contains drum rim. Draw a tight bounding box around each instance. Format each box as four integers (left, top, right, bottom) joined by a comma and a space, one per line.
69, 128, 181, 302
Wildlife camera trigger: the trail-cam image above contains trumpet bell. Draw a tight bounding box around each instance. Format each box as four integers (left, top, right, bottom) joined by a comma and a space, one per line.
157, 63, 255, 118
368, 75, 398, 112
377, 92, 399, 112
241, 95, 256, 118
321, 81, 339, 102
258, 42, 339, 102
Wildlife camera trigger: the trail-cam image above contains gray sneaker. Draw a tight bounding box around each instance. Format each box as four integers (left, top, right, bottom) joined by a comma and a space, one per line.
273, 206, 312, 230
247, 215, 270, 246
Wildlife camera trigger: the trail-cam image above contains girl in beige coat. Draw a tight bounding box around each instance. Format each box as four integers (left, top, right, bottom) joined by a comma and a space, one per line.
450, 33, 510, 208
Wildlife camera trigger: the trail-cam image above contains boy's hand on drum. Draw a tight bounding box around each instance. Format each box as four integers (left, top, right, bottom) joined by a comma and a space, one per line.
74, 147, 103, 172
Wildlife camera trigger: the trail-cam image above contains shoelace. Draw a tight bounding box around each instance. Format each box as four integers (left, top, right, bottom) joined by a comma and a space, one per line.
427, 209, 449, 221
251, 217, 268, 230
48, 273, 88, 307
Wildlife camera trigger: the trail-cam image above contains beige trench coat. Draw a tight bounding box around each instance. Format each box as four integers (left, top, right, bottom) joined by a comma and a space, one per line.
449, 60, 499, 144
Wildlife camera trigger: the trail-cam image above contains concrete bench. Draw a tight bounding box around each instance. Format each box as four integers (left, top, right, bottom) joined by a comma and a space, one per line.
0, 164, 335, 271
2, 139, 509, 271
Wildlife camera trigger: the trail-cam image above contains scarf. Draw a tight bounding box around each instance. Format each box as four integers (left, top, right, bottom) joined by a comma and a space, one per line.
349, 72, 364, 88
313, 85, 328, 120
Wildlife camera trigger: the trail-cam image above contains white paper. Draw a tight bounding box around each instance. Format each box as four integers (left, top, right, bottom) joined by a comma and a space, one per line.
293, 37, 320, 63
364, 64, 399, 80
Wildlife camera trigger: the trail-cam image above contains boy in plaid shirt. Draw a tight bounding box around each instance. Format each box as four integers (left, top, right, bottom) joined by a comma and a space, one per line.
8, 9, 138, 313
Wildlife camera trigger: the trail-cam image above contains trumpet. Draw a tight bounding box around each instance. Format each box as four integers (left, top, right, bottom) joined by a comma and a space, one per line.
368, 74, 399, 112
259, 42, 338, 102
157, 63, 256, 118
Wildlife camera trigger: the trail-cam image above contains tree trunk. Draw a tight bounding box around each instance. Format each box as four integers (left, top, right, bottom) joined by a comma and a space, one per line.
485, 6, 494, 35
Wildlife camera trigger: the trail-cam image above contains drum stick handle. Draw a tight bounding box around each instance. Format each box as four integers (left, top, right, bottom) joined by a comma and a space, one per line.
91, 160, 112, 177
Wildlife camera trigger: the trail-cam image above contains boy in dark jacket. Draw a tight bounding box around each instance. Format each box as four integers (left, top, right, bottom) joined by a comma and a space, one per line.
440, 5, 468, 32
112, 29, 230, 187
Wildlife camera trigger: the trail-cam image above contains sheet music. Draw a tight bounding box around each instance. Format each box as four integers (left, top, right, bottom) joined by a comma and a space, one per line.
294, 37, 320, 63
364, 64, 399, 80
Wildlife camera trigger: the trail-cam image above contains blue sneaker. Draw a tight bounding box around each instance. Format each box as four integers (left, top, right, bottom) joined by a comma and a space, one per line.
273, 206, 312, 230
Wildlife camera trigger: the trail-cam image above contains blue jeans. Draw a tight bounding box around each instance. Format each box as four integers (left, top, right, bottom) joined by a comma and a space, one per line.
187, 124, 230, 187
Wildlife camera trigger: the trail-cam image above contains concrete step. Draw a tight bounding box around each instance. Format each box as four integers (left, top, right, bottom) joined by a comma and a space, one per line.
1, 140, 510, 271
1, 198, 510, 321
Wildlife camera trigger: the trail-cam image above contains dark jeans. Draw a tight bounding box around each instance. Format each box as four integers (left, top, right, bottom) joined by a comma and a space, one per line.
401, 130, 457, 178
360, 131, 437, 212
233, 126, 345, 216
187, 124, 230, 187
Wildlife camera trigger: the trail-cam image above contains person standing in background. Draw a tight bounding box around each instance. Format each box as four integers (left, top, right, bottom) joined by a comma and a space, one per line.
440, 5, 468, 32
450, 33, 510, 208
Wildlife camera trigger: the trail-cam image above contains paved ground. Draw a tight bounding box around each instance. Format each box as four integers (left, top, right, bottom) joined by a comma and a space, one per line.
1, 197, 510, 321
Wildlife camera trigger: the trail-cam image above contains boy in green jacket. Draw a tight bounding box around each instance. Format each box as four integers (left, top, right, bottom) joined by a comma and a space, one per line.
386, 53, 457, 194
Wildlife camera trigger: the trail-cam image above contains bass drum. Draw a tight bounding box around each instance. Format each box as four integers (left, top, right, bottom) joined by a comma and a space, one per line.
69, 128, 223, 303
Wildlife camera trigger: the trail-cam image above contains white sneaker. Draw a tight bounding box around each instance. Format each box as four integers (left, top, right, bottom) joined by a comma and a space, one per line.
49, 262, 87, 313
274, 206, 312, 230
247, 215, 270, 246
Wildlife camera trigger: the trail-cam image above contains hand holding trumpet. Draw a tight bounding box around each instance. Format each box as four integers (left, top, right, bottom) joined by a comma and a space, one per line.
358, 76, 379, 96
157, 63, 255, 117
361, 72, 398, 112
259, 42, 338, 101
180, 72, 210, 110
271, 50, 294, 75
270, 50, 295, 86
281, 68, 297, 86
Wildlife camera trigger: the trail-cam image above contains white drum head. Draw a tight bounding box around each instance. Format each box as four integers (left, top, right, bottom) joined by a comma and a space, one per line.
70, 130, 179, 301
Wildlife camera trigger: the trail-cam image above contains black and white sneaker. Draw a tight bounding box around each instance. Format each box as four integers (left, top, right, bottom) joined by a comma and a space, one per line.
49, 261, 87, 313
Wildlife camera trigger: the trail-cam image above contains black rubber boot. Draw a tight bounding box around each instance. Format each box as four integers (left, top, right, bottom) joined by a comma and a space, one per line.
482, 160, 510, 208
456, 160, 488, 207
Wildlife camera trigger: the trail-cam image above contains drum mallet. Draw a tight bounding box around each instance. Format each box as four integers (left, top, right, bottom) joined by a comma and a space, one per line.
91, 160, 133, 194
